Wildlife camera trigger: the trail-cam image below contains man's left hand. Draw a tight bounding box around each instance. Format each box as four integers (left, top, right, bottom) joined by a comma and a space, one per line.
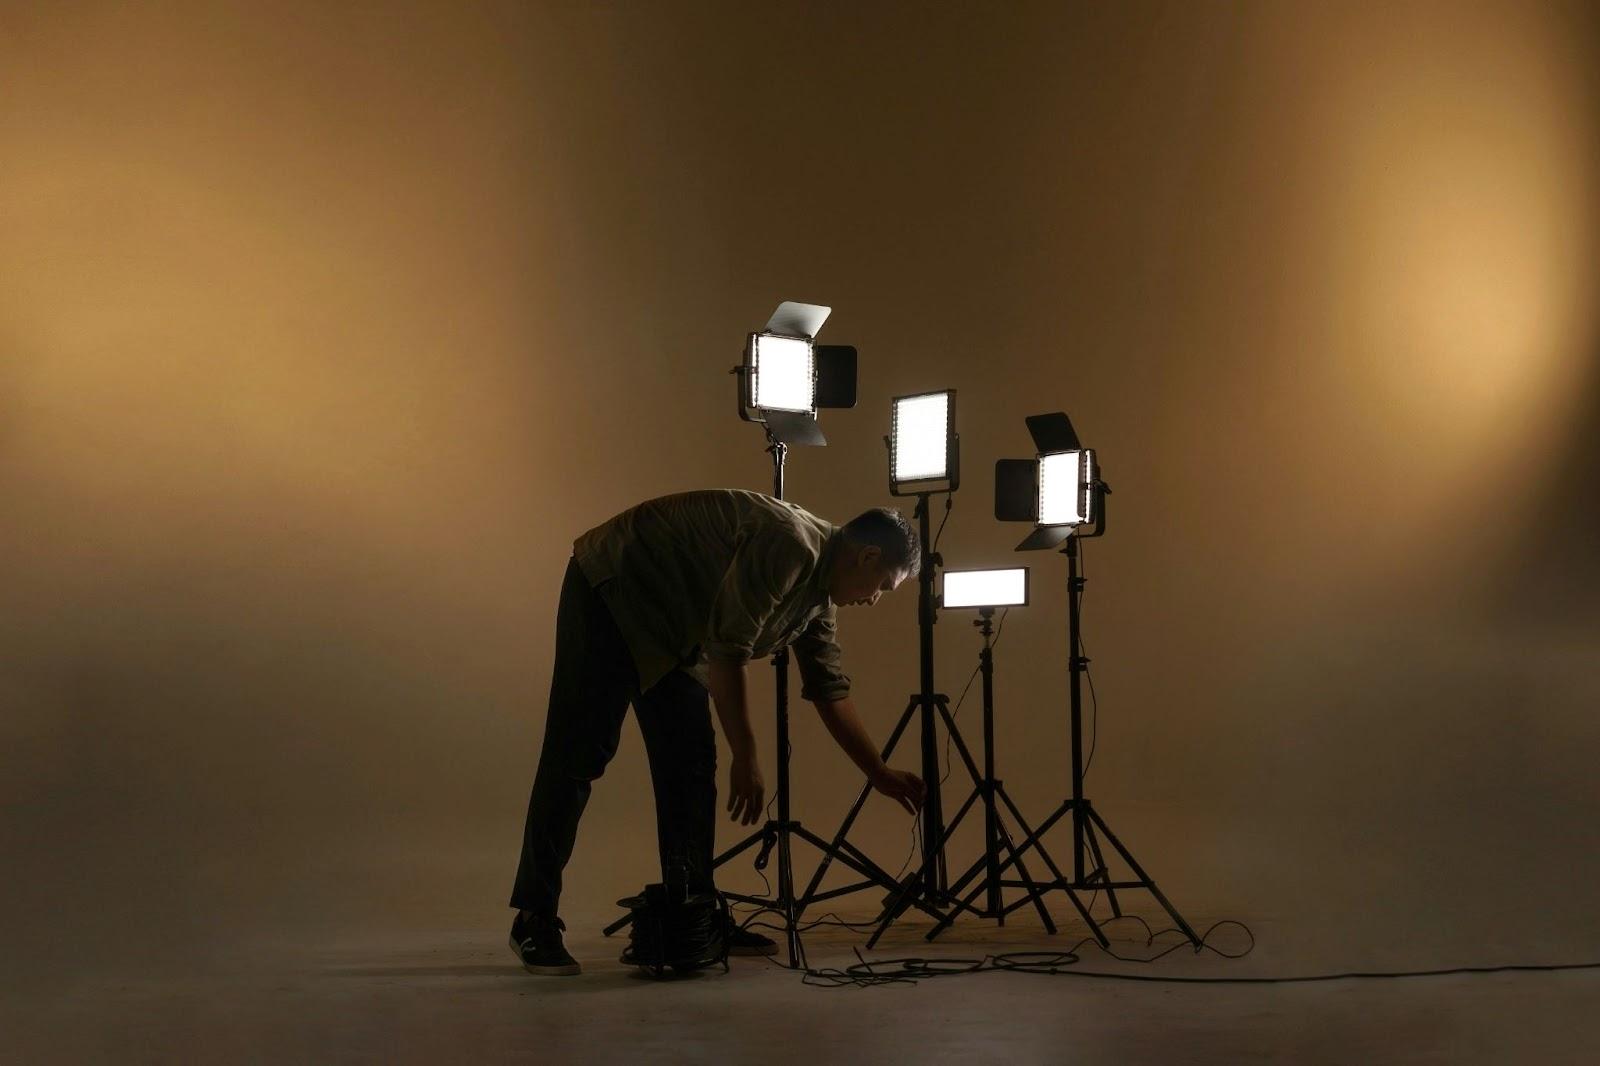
728, 752, 766, 826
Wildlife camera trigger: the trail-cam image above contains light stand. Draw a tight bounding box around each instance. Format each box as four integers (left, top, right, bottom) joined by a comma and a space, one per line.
804, 490, 1020, 946
705, 431, 918, 969
920, 593, 1063, 940
605, 301, 907, 970
994, 413, 1200, 948
799, 391, 982, 943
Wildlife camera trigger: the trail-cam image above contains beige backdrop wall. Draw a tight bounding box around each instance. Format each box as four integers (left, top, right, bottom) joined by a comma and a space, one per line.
3, 0, 1597, 979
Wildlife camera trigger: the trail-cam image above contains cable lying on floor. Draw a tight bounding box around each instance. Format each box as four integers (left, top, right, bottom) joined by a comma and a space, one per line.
732, 914, 1600, 990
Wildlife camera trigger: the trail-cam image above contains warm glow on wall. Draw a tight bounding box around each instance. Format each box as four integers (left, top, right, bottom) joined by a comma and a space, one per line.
1311, 17, 1593, 461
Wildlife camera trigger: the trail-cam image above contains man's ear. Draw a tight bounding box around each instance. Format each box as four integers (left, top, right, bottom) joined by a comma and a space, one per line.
860, 544, 882, 568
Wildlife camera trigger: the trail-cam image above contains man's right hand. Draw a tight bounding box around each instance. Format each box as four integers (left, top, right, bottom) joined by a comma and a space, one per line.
728, 752, 765, 826
871, 767, 926, 816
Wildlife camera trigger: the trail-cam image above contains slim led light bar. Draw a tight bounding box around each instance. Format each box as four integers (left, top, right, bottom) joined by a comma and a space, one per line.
941, 567, 1030, 609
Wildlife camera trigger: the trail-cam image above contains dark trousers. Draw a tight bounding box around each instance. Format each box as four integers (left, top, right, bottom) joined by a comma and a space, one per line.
510, 557, 718, 917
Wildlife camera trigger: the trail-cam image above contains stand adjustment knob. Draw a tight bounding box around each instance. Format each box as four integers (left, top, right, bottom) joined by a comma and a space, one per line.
753, 828, 777, 871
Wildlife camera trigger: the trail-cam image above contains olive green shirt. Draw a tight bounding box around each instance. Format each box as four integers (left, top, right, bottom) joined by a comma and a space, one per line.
572, 489, 851, 703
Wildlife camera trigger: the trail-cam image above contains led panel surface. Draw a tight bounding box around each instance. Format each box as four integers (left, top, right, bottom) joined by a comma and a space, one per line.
1039, 450, 1090, 526
942, 567, 1029, 608
892, 391, 951, 483
752, 334, 814, 413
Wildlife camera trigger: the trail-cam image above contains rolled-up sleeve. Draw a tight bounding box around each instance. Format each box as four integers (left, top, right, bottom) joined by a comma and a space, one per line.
794, 606, 851, 703
703, 524, 810, 662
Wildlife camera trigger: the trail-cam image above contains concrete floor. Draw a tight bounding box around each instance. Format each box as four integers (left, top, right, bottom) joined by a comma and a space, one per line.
10, 900, 1600, 1065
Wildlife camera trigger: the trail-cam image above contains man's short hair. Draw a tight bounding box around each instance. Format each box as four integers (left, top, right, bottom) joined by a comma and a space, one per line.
840, 507, 921, 577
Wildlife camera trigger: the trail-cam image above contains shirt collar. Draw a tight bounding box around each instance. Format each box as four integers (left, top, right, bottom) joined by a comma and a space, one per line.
812, 526, 843, 608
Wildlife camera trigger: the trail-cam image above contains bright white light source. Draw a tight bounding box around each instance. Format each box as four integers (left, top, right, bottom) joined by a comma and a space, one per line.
943, 568, 1028, 609
1039, 450, 1091, 525
892, 391, 951, 483
751, 334, 814, 413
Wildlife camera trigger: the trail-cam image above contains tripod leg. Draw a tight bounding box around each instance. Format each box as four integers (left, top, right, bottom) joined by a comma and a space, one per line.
1002, 794, 1069, 862
989, 793, 1056, 935
791, 825, 912, 910
875, 870, 982, 948
995, 798, 1109, 948
796, 697, 917, 909
929, 839, 992, 923
934, 697, 987, 788
950, 849, 993, 907
876, 782, 982, 928
922, 797, 1066, 942
906, 695, 988, 903
929, 788, 980, 858
1083, 805, 1200, 946
863, 873, 914, 950
926, 868, 991, 941
1081, 817, 1123, 919
816, 837, 952, 925
995, 790, 1066, 884
797, 779, 871, 905
1042, 867, 1107, 947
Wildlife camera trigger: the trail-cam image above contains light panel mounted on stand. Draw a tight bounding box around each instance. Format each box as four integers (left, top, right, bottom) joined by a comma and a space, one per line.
1039, 450, 1096, 526
749, 334, 815, 413
941, 567, 1030, 609
736, 301, 857, 446
888, 389, 959, 495
995, 412, 1100, 551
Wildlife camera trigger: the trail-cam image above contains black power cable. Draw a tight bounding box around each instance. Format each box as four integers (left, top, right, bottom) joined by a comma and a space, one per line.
929, 491, 953, 554
760, 912, 1600, 989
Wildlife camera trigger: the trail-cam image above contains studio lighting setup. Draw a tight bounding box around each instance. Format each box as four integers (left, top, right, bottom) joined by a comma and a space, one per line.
995, 411, 1200, 949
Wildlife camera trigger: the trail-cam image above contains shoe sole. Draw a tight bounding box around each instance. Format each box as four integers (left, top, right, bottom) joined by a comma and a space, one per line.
509, 933, 581, 976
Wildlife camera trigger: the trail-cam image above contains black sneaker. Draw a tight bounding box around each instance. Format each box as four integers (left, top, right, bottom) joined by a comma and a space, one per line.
509, 913, 581, 976
725, 917, 778, 957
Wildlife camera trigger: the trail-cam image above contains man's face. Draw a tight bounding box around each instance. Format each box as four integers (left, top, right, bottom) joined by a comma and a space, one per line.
830, 545, 910, 608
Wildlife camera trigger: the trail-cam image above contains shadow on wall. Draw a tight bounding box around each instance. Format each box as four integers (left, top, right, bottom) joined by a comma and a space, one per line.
1498, 351, 1600, 627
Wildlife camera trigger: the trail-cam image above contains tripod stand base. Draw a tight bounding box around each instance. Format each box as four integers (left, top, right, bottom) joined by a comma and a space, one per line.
915, 778, 1061, 944
996, 796, 1201, 949
796, 690, 963, 936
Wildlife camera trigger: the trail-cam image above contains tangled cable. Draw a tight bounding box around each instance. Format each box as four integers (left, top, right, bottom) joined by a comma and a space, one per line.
737, 913, 1600, 989
785, 914, 1249, 988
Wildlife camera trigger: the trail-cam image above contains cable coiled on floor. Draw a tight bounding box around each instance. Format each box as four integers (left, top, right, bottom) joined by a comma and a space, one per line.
617, 878, 731, 978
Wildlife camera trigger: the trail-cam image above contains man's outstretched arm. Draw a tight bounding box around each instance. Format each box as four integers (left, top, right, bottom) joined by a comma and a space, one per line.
812, 696, 926, 816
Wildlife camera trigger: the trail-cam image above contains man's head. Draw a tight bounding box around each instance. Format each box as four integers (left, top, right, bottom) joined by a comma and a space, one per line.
828, 507, 920, 607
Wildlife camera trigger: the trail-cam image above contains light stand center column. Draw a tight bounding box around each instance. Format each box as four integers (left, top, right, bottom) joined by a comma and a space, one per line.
913, 492, 948, 897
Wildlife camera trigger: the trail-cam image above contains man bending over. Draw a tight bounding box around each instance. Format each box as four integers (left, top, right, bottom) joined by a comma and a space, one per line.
509, 489, 926, 974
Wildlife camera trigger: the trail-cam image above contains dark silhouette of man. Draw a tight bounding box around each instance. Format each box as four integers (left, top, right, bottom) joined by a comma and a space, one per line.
509, 489, 926, 974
